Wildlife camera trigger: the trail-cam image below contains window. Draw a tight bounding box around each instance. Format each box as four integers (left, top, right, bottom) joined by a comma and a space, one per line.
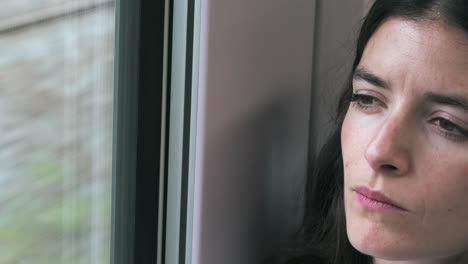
0, 1, 115, 262
1, 1, 195, 263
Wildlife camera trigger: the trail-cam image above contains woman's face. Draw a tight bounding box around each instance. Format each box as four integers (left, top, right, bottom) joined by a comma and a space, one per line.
342, 18, 468, 263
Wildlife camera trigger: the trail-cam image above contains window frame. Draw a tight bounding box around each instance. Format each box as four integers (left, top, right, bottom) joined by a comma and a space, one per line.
111, 0, 199, 263
111, 0, 171, 263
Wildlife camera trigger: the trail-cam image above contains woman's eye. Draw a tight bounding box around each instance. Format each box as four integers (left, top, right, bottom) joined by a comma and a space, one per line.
350, 93, 382, 111
437, 118, 456, 132
431, 117, 468, 142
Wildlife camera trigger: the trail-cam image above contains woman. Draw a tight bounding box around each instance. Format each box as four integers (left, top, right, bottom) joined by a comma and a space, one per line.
279, 1, 468, 263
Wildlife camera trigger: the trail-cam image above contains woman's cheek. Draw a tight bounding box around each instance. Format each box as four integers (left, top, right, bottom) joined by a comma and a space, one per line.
341, 111, 365, 167
425, 164, 468, 220
418, 153, 468, 213
341, 112, 354, 156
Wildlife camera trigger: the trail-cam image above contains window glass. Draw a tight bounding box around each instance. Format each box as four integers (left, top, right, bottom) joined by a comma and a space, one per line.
2, 0, 67, 20
0, 1, 115, 262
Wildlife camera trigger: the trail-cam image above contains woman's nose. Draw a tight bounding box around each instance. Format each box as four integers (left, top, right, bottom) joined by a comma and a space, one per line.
364, 116, 412, 176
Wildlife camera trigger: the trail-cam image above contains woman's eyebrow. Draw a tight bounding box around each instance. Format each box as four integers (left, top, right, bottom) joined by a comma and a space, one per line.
353, 67, 468, 112
353, 67, 390, 90
425, 92, 468, 112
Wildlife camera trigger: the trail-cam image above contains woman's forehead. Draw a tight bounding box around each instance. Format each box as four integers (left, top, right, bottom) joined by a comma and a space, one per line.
366, 17, 468, 63
358, 17, 468, 93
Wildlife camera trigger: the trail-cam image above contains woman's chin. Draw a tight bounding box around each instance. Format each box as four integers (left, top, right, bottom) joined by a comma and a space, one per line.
348, 236, 410, 261
346, 219, 418, 261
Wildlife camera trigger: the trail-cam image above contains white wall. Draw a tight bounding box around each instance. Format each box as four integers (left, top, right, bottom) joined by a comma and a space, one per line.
192, 1, 369, 263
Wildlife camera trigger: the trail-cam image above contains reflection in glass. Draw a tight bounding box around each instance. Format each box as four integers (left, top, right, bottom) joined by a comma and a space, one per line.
0, 0, 115, 262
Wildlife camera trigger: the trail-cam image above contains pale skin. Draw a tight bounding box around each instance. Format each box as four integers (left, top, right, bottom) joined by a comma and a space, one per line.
341, 18, 468, 264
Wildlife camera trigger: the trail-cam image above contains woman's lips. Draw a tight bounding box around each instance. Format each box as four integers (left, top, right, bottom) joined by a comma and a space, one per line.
354, 186, 407, 211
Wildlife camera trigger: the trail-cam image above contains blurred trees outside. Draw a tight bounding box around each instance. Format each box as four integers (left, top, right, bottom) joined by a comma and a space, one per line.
0, 1, 115, 263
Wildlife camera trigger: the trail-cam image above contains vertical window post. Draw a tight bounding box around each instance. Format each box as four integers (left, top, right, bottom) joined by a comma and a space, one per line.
111, 0, 168, 263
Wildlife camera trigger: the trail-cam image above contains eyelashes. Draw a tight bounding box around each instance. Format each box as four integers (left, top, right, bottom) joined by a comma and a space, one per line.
349, 93, 383, 111
429, 117, 468, 142
349, 93, 468, 142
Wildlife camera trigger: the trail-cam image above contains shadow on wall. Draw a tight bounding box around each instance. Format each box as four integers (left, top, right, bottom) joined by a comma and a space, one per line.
200, 91, 306, 264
